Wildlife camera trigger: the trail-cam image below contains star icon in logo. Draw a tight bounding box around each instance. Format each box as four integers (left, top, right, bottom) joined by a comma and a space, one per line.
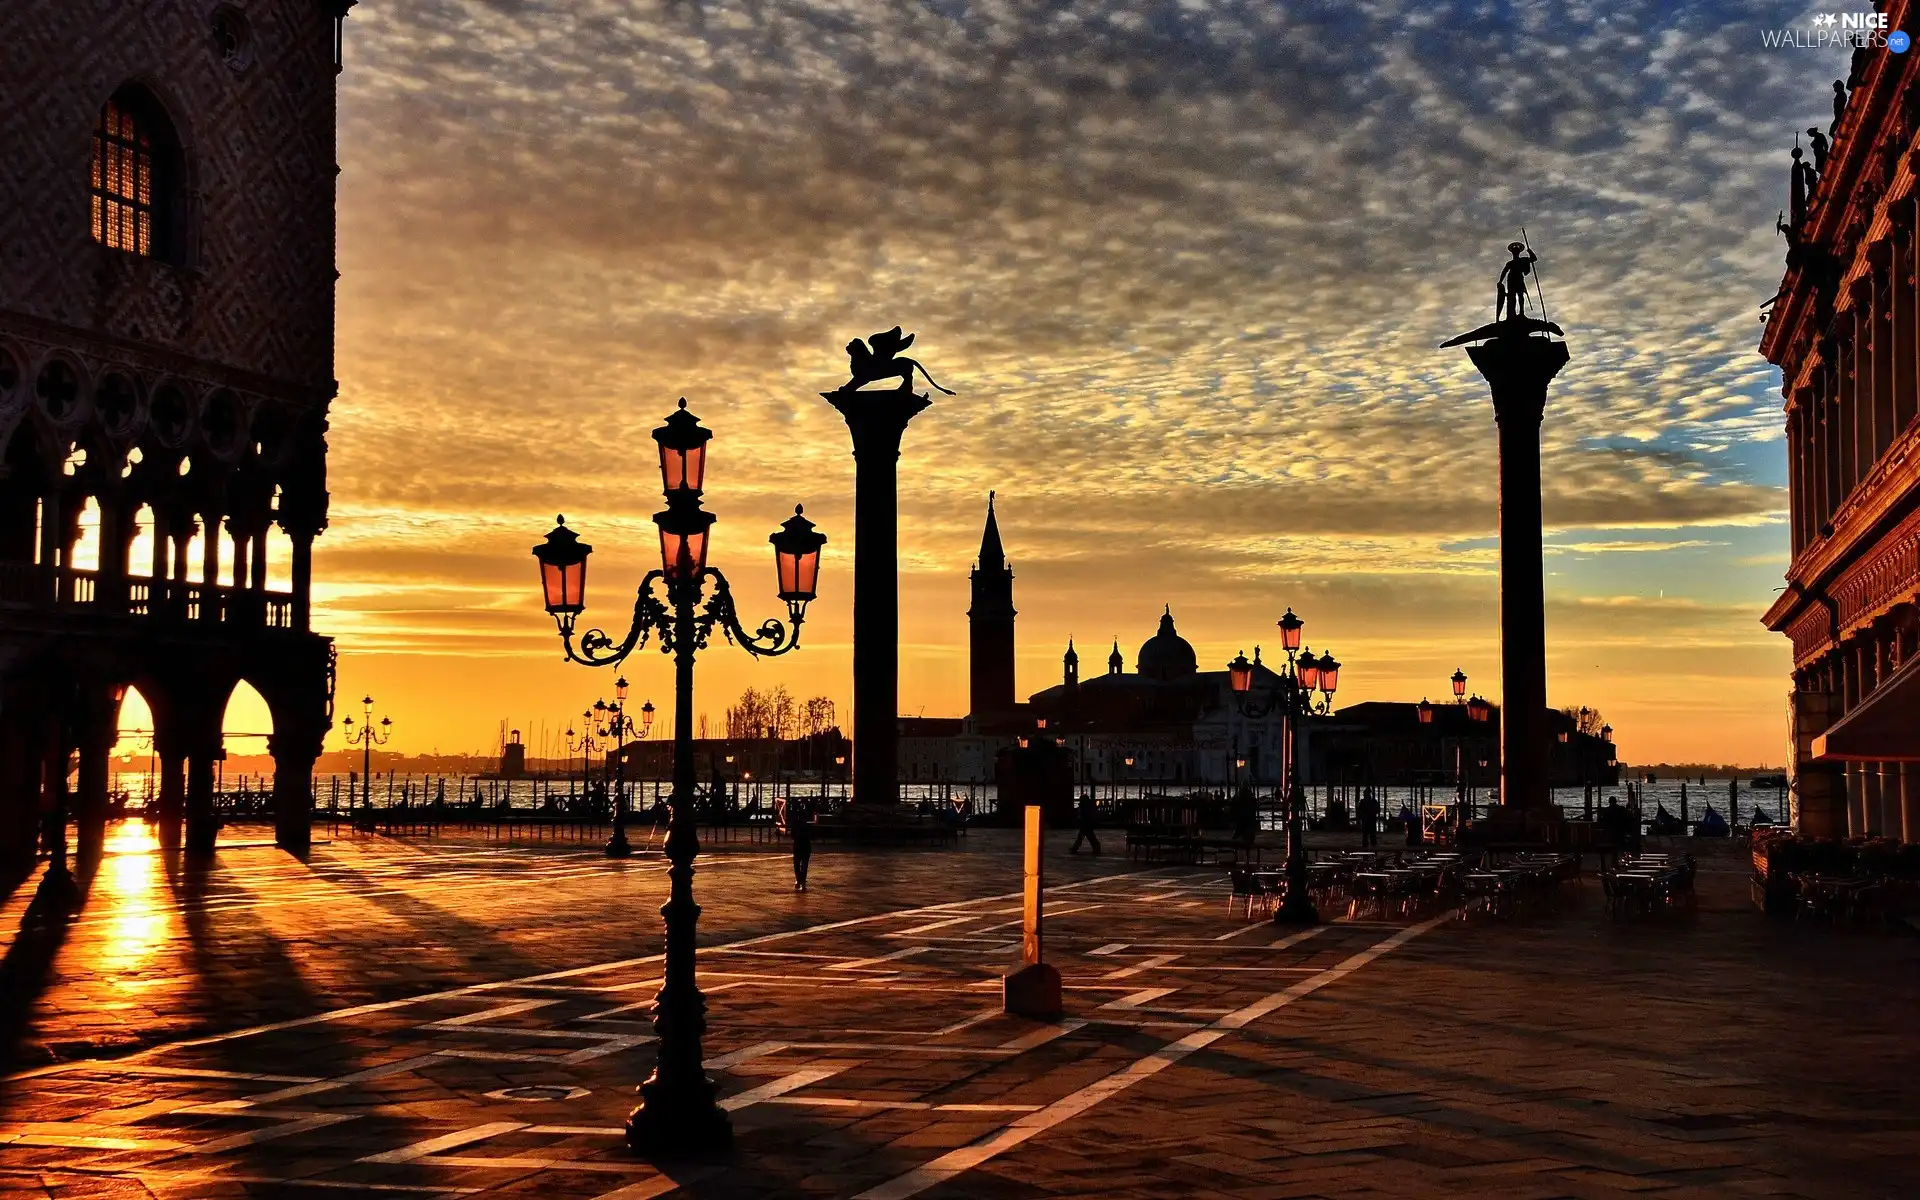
1815, 12, 1838, 26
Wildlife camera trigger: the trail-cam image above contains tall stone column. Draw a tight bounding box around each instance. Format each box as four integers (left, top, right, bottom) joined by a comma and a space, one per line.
823, 381, 933, 807
1450, 322, 1568, 811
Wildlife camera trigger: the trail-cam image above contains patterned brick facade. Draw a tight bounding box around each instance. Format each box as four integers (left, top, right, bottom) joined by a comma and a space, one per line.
0, 0, 353, 873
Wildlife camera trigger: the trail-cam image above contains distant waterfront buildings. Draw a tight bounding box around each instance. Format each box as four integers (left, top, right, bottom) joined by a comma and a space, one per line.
640, 497, 1615, 796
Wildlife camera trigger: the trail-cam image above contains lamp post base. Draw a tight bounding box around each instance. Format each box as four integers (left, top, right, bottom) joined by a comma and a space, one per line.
605, 832, 633, 858
625, 1077, 732, 1158
1271, 891, 1321, 926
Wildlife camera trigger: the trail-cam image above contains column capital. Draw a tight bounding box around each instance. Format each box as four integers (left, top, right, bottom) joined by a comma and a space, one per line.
1463, 332, 1570, 427
823, 384, 933, 458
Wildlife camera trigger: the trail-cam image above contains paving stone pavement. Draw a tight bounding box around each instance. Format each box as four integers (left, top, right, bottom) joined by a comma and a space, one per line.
0, 822, 1914, 1198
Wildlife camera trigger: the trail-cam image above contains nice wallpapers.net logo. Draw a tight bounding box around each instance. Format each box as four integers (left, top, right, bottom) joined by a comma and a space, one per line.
1763, 11, 1910, 51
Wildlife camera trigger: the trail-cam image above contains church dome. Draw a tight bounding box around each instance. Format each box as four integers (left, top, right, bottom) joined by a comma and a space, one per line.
1137, 606, 1198, 680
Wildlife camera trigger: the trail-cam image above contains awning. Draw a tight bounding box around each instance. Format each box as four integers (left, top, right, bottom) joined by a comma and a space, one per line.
1813, 652, 1920, 762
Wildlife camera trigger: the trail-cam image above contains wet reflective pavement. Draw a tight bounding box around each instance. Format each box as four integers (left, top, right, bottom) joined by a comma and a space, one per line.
0, 825, 1913, 1198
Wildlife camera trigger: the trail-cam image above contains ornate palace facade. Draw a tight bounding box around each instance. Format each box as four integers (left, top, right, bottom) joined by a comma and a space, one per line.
1761, 29, 1920, 841
0, 0, 353, 868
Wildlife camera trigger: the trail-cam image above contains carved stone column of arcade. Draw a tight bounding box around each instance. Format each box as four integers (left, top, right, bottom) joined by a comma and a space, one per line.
1891, 224, 1916, 438
168, 688, 225, 858
1459, 327, 1568, 813
95, 490, 128, 611
1848, 298, 1868, 496
149, 505, 174, 613
1788, 404, 1806, 554
171, 518, 197, 614
1871, 618, 1900, 838
1841, 641, 1866, 835
0, 713, 41, 878
268, 683, 328, 853
72, 687, 118, 862
200, 504, 223, 623
1898, 607, 1920, 842
226, 514, 253, 622
150, 696, 189, 848
824, 379, 933, 808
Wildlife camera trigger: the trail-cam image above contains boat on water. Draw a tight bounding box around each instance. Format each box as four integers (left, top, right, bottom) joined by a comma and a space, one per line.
1749, 773, 1788, 790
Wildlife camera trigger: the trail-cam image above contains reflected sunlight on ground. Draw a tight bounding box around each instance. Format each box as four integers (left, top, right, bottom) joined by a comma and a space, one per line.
91, 821, 178, 977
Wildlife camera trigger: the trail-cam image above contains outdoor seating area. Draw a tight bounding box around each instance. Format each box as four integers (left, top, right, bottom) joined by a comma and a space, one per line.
1751, 830, 1920, 926
1599, 853, 1696, 920
1223, 849, 1582, 922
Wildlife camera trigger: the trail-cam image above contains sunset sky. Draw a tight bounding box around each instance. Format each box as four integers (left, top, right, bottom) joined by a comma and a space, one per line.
264, 1, 1849, 767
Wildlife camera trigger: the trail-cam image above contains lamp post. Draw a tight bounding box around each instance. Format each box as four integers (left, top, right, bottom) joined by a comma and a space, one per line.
1227, 612, 1338, 926
1451, 668, 1468, 704
567, 713, 600, 808
530, 398, 824, 1157
339, 696, 392, 823
596, 679, 654, 858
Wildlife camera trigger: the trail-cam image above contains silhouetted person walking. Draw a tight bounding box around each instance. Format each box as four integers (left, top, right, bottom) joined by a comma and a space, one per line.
788, 797, 813, 890
1070, 791, 1101, 855
1357, 789, 1379, 848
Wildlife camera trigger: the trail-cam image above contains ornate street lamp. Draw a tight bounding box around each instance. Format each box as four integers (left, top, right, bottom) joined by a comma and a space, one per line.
1467, 694, 1492, 723
1417, 698, 1434, 724
1451, 668, 1468, 702
1229, 613, 1335, 925
1600, 723, 1612, 742
530, 399, 824, 1157
340, 696, 393, 821
567, 714, 600, 806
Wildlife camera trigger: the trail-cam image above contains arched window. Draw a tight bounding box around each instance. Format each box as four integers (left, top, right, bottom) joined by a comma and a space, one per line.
90, 88, 179, 259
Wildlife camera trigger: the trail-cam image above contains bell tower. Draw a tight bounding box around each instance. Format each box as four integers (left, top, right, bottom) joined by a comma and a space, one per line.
967, 492, 1016, 717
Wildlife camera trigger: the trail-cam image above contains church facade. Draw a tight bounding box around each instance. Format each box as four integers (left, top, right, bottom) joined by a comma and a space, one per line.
0, 0, 353, 868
